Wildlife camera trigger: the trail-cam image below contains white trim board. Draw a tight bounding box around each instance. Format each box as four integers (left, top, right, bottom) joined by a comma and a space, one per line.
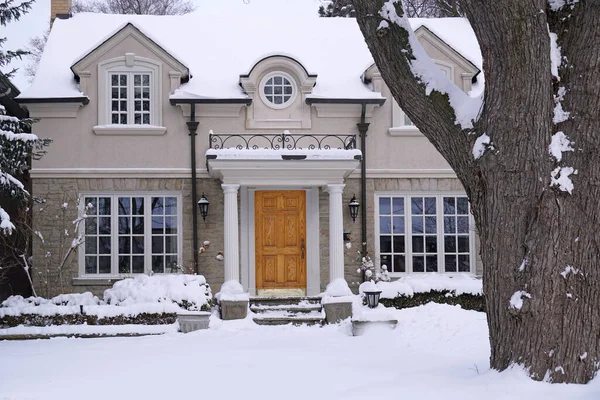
348, 169, 458, 179
30, 168, 211, 179
30, 168, 456, 180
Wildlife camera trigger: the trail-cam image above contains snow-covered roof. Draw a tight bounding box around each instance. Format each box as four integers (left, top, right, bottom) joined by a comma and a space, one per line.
19, 7, 481, 100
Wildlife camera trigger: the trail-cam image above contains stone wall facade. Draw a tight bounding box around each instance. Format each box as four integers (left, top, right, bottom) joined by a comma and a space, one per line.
31, 177, 224, 297
31, 176, 480, 298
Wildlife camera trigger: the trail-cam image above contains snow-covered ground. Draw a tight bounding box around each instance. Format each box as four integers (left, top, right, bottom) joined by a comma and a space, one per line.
1, 303, 598, 400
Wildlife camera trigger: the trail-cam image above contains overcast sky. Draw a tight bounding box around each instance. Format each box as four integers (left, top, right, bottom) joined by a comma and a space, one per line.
4, 0, 325, 91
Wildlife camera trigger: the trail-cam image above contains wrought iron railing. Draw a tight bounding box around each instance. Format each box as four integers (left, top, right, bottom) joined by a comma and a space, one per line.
208, 130, 357, 150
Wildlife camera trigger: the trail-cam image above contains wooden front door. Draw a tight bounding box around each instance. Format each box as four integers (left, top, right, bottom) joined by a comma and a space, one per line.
255, 190, 306, 290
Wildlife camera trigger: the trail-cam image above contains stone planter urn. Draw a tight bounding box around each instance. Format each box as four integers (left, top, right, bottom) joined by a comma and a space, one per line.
323, 301, 353, 324
220, 300, 249, 320
177, 311, 211, 333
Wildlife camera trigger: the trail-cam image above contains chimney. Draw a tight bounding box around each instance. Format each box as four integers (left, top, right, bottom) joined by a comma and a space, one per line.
50, 0, 72, 25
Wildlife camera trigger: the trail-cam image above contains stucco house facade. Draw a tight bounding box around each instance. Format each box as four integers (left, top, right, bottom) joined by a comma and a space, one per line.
17, 1, 483, 298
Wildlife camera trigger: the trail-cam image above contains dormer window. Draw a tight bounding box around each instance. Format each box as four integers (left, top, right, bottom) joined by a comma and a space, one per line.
94, 54, 166, 135
110, 73, 152, 125
259, 71, 297, 109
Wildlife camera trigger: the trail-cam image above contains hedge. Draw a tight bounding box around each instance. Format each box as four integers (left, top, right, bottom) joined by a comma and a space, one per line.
378, 290, 485, 312
0, 312, 178, 328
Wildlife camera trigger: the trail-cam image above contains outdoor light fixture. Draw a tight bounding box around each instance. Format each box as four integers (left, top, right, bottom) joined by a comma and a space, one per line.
198, 193, 210, 221
364, 290, 382, 309
349, 195, 360, 223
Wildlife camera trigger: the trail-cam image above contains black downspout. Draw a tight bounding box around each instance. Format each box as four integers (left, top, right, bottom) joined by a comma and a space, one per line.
187, 106, 200, 273
357, 104, 370, 262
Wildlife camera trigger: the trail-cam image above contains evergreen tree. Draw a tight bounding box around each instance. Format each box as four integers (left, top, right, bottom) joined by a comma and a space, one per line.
0, 0, 50, 233
318, 1, 355, 17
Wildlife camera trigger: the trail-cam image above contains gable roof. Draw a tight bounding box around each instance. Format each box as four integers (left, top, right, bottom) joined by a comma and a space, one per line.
70, 22, 189, 77
18, 11, 481, 101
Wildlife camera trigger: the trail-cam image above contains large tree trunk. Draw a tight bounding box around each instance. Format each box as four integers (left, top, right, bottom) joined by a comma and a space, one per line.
352, 0, 600, 383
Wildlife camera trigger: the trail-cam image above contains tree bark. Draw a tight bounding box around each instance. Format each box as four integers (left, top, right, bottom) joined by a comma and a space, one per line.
353, 0, 600, 383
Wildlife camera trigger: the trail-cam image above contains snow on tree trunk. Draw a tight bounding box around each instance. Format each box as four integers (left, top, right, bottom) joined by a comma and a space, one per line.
353, 0, 600, 383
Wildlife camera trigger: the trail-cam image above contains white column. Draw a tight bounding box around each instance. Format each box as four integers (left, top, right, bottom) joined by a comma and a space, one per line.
222, 184, 240, 283
326, 184, 346, 282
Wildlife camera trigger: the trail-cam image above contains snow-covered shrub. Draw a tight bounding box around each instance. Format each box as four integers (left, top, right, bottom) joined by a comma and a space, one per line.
0, 274, 214, 327
104, 274, 212, 311
362, 275, 485, 312
1, 292, 101, 308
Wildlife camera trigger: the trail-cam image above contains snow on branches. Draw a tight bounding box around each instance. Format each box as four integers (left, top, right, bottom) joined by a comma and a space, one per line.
378, 0, 482, 130
0, 105, 50, 234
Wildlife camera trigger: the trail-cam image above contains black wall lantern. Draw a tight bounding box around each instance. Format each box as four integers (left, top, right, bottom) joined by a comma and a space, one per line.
349, 195, 360, 223
364, 290, 382, 309
198, 193, 210, 221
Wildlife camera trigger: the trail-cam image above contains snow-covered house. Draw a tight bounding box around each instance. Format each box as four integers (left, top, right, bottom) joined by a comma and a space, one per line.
17, 0, 483, 297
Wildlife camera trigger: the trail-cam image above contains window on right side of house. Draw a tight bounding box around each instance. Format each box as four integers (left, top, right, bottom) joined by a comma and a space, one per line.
394, 63, 452, 128
376, 194, 473, 274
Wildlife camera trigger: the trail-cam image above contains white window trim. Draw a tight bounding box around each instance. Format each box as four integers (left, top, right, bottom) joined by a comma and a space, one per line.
77, 191, 183, 278
95, 55, 164, 135
374, 191, 476, 276
258, 71, 298, 110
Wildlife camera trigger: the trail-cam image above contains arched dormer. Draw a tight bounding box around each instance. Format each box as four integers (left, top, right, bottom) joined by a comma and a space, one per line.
239, 55, 317, 129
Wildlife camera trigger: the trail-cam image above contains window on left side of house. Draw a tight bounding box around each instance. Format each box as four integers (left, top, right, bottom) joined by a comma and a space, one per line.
110, 73, 152, 125
82, 194, 180, 276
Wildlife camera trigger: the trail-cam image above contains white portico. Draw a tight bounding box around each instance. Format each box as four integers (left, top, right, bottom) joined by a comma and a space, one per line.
206, 145, 360, 296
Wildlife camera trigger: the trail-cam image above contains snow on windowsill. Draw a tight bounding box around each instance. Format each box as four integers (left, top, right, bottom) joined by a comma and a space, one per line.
388, 126, 422, 137
93, 125, 167, 136
206, 148, 362, 161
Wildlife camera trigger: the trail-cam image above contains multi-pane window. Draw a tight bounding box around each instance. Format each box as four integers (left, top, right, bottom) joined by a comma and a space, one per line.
110, 74, 128, 125
117, 197, 145, 274
410, 197, 438, 272
442, 196, 471, 272
378, 197, 406, 273
262, 74, 294, 106
84, 197, 112, 274
376, 194, 473, 274
133, 74, 151, 124
82, 194, 180, 276
151, 197, 178, 273
110, 73, 151, 125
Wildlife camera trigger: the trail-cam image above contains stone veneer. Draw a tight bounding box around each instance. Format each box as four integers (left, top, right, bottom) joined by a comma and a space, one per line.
32, 176, 480, 298
31, 178, 224, 298
321, 177, 482, 294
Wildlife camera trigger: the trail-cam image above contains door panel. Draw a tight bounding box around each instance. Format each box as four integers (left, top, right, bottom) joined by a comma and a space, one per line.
255, 190, 306, 290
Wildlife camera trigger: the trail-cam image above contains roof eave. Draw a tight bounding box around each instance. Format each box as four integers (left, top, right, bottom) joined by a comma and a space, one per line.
16, 96, 90, 105
305, 97, 386, 106
169, 98, 252, 105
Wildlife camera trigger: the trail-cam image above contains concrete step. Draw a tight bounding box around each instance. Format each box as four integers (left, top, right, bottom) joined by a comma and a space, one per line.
249, 296, 322, 308
250, 296, 325, 326
253, 315, 324, 326
250, 303, 322, 314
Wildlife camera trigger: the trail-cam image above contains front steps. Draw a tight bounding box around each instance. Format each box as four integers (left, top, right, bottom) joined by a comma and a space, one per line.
250, 296, 324, 326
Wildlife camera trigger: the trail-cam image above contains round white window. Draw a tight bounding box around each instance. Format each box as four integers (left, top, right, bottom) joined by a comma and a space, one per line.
260, 72, 296, 109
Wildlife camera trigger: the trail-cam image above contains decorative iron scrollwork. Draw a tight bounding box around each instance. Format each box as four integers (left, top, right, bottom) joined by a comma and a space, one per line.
209, 131, 357, 150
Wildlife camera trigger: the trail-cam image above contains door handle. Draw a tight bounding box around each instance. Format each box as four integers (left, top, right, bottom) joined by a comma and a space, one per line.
301, 238, 305, 259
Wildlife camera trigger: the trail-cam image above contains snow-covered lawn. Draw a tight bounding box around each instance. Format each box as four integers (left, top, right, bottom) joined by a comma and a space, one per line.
1, 303, 598, 400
